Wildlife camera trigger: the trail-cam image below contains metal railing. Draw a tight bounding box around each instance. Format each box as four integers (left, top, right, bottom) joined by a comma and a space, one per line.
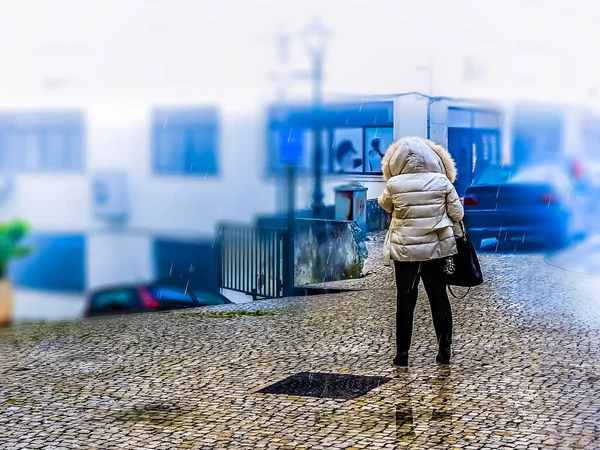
219, 223, 291, 299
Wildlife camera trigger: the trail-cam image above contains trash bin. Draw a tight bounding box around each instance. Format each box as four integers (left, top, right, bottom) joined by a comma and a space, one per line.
334, 183, 368, 236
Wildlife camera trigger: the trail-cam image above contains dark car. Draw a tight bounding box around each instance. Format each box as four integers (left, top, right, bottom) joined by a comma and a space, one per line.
84, 280, 233, 317
462, 162, 593, 250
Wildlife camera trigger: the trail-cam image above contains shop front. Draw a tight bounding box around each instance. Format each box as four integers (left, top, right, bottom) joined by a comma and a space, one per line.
266, 101, 394, 178
432, 104, 503, 197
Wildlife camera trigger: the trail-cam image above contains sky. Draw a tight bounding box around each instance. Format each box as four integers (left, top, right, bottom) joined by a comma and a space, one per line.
0, 0, 599, 106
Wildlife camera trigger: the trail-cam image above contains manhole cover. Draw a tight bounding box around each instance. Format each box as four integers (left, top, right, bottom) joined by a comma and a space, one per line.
258, 372, 391, 400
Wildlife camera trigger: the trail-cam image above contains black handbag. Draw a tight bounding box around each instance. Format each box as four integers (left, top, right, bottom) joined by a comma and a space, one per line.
443, 222, 483, 299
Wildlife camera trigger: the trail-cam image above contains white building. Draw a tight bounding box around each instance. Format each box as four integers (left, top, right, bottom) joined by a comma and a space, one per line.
0, 94, 403, 318
2, 90, 599, 320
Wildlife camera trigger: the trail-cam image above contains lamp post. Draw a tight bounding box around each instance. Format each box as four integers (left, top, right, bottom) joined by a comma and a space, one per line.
416, 60, 434, 97
301, 18, 331, 219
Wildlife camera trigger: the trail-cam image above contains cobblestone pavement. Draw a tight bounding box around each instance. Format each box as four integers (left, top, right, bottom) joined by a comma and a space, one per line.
0, 233, 599, 449
546, 234, 600, 277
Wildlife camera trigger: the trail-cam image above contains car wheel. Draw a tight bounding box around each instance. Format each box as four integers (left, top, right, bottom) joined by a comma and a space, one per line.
106, 305, 125, 315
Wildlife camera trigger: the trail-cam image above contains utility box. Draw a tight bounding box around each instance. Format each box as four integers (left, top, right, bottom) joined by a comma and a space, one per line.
91, 170, 129, 222
334, 183, 368, 236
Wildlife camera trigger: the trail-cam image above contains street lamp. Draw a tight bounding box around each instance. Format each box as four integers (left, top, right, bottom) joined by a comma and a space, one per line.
300, 17, 332, 219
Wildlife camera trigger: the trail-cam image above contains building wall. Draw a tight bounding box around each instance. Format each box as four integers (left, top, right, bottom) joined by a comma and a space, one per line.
429, 99, 450, 145
428, 98, 597, 172
87, 233, 153, 290
429, 98, 514, 164
0, 102, 283, 305
562, 106, 582, 157
269, 100, 399, 206
393, 94, 428, 140
0, 98, 402, 309
9, 94, 591, 313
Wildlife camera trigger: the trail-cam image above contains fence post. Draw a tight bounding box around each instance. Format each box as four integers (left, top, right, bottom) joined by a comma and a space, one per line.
217, 223, 223, 293
283, 165, 296, 297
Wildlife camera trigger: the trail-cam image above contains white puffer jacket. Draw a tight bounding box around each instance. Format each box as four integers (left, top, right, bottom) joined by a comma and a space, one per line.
378, 137, 464, 265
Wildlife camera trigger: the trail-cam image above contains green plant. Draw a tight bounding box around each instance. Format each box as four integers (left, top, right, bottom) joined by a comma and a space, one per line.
0, 219, 32, 279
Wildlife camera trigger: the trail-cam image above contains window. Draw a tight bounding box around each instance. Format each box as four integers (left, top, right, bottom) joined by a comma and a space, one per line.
330, 126, 394, 174
9, 233, 86, 293
152, 108, 219, 176
270, 126, 394, 175
448, 127, 501, 197
149, 286, 195, 305
267, 127, 329, 174
332, 128, 363, 173
90, 289, 137, 310
447, 107, 501, 129
473, 130, 501, 178
364, 127, 393, 173
446, 106, 503, 196
0, 111, 84, 172
267, 101, 394, 176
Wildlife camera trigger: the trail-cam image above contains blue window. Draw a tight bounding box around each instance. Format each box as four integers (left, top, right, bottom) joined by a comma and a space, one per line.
267, 101, 394, 176
0, 111, 84, 172
446, 107, 502, 197
9, 233, 86, 293
152, 108, 219, 176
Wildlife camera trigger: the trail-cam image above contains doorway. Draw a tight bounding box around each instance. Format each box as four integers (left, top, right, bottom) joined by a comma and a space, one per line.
448, 127, 501, 197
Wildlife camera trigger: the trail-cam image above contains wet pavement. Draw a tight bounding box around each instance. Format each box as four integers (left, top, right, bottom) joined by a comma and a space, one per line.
545, 235, 600, 277
0, 232, 599, 449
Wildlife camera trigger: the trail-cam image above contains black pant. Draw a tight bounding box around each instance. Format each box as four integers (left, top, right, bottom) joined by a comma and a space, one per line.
394, 259, 452, 354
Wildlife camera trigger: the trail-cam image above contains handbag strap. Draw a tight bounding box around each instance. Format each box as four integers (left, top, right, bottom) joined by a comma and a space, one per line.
457, 220, 468, 243
448, 285, 470, 299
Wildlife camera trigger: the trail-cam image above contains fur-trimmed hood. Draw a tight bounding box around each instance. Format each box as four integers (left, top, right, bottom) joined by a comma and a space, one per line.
381, 137, 457, 183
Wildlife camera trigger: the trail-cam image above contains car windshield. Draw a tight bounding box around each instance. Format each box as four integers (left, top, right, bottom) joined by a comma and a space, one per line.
90, 288, 137, 310
473, 166, 514, 186
149, 285, 195, 303
184, 281, 230, 305
507, 164, 573, 198
190, 287, 230, 305
509, 164, 568, 183
473, 164, 572, 187
151, 281, 230, 305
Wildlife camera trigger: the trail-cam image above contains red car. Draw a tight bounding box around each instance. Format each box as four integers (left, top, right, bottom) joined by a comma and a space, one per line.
84, 280, 232, 317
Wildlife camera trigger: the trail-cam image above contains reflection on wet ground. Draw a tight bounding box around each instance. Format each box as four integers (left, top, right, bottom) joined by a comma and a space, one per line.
395, 368, 454, 442
1, 234, 599, 448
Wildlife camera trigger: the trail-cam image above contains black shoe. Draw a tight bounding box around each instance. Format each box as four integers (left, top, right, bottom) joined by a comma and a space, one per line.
393, 352, 409, 367
436, 348, 451, 365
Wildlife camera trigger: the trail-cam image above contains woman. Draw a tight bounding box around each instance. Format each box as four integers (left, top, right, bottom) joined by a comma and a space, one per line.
368, 138, 385, 172
378, 137, 464, 367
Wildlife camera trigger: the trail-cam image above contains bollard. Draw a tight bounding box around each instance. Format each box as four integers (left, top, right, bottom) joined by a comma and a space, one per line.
334, 182, 368, 237
0, 280, 13, 327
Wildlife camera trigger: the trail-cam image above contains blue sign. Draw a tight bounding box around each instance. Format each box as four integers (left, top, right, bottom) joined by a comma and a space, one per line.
279, 128, 304, 166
